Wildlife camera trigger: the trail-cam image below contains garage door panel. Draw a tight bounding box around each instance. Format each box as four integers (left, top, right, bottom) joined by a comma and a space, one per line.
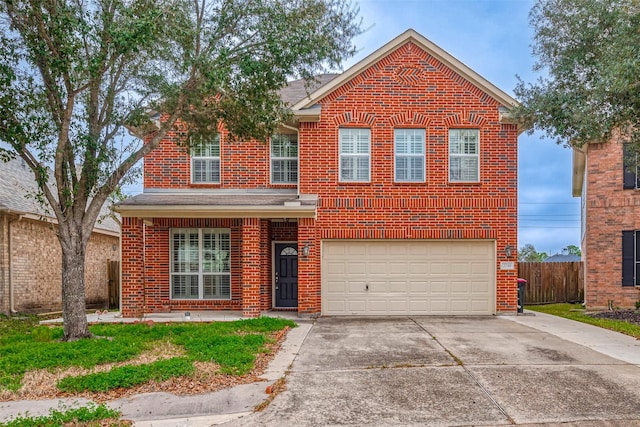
430, 262, 449, 275
322, 240, 495, 316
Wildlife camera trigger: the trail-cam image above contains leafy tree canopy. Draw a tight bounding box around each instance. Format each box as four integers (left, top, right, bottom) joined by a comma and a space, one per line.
563, 244, 582, 256
518, 243, 549, 262
513, 0, 640, 148
0, 0, 361, 339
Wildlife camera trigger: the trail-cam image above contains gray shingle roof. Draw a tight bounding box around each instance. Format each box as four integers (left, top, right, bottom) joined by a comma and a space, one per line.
543, 254, 582, 262
118, 191, 316, 207
0, 157, 120, 234
278, 74, 339, 106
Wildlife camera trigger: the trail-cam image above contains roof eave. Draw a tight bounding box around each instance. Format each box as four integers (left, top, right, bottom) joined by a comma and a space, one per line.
572, 147, 586, 197
115, 204, 317, 219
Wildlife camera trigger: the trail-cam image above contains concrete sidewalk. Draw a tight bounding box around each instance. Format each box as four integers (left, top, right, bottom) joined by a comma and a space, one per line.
504, 310, 640, 366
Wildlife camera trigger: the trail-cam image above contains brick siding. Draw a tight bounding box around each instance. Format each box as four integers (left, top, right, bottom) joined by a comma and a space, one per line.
122, 40, 519, 316
0, 215, 119, 314
583, 141, 640, 308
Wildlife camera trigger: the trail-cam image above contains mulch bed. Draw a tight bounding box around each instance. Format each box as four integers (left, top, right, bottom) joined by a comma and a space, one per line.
589, 310, 640, 325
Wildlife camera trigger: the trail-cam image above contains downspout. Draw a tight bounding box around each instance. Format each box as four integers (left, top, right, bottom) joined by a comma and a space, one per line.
281, 124, 300, 198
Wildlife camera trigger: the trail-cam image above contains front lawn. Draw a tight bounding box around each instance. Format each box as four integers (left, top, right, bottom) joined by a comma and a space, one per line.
0, 315, 295, 401
526, 303, 640, 339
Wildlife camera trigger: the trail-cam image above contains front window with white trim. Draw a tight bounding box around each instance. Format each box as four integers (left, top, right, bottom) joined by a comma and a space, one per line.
271, 133, 298, 184
339, 128, 370, 182
191, 135, 221, 184
449, 129, 479, 182
395, 129, 425, 182
170, 228, 231, 299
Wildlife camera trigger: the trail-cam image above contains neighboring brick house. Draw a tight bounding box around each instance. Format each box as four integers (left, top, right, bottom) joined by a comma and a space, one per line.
572, 139, 640, 309
0, 157, 120, 314
117, 29, 522, 318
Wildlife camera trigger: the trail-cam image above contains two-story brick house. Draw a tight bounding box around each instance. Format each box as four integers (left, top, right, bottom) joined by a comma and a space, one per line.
117, 29, 522, 318
572, 138, 640, 309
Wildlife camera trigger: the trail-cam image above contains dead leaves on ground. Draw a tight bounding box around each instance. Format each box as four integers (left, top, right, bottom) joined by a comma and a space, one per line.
1, 327, 290, 403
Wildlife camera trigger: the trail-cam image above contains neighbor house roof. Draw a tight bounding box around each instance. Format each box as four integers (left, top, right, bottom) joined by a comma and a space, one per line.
0, 157, 120, 235
544, 254, 582, 263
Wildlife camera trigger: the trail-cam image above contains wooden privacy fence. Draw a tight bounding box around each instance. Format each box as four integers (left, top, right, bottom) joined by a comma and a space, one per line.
107, 260, 120, 309
517, 262, 584, 305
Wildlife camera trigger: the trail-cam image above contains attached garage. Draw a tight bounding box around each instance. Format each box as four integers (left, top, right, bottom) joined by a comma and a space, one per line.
322, 240, 496, 315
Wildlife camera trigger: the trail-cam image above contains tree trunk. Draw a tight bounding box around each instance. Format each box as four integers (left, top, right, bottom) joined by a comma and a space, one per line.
61, 239, 91, 341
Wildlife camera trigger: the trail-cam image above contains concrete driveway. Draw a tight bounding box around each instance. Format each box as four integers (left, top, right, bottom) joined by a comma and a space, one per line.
230, 316, 640, 426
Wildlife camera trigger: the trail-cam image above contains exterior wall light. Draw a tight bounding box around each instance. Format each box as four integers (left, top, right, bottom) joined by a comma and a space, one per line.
302, 244, 310, 257
504, 245, 513, 258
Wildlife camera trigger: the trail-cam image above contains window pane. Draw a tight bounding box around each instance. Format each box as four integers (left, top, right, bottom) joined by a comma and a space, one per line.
449, 129, 479, 182
172, 275, 199, 299
395, 129, 425, 182
172, 230, 199, 273
340, 157, 354, 181
340, 129, 370, 182
191, 135, 220, 157
203, 275, 231, 299
193, 159, 220, 183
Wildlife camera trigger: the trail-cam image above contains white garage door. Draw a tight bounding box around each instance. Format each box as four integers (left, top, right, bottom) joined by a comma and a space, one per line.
322, 240, 495, 315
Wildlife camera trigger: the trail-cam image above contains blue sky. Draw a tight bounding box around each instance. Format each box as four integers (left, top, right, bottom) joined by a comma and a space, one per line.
348, 0, 580, 256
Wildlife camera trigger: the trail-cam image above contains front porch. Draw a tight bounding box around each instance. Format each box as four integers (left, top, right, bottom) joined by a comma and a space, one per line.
118, 191, 319, 318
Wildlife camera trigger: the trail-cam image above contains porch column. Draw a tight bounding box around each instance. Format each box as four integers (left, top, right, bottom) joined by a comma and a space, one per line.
298, 217, 320, 316
241, 217, 261, 317
121, 217, 144, 318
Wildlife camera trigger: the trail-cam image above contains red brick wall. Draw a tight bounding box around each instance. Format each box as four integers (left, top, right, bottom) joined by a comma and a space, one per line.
241, 218, 262, 316
127, 40, 519, 316
583, 141, 640, 308
143, 128, 295, 190
299, 42, 518, 313
122, 217, 144, 317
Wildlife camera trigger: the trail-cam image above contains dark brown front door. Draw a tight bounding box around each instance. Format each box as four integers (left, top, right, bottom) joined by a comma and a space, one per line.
275, 244, 298, 308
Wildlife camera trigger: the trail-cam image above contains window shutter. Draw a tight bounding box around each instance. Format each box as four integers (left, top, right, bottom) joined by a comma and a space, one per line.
623, 144, 638, 189
622, 230, 635, 286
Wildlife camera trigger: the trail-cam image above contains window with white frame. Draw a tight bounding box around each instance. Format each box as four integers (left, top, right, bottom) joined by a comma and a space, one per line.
271, 133, 298, 184
395, 129, 425, 182
449, 129, 479, 182
339, 128, 370, 182
191, 135, 221, 184
170, 228, 231, 299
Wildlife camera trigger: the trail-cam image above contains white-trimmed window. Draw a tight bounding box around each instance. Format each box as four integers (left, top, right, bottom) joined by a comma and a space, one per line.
170, 228, 231, 299
395, 129, 425, 182
339, 128, 370, 182
271, 133, 298, 184
449, 129, 479, 182
191, 135, 220, 184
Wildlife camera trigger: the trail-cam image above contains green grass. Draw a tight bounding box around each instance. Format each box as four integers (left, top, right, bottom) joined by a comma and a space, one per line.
526, 303, 640, 339
0, 403, 126, 427
0, 316, 295, 394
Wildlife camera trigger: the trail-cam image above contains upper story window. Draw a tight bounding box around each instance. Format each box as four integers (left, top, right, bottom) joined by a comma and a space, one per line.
623, 143, 640, 189
191, 135, 220, 184
449, 129, 479, 183
339, 128, 370, 182
395, 129, 425, 182
170, 228, 231, 299
271, 133, 298, 184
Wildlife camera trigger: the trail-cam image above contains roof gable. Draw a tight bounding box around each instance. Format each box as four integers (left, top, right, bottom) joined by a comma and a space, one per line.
291, 28, 518, 113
